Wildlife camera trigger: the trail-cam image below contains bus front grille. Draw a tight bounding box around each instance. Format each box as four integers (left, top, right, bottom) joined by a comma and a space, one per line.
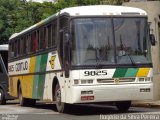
97, 78, 135, 84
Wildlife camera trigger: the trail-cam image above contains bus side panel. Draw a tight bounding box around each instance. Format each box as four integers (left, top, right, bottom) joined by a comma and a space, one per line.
31, 54, 48, 99
20, 56, 36, 98
9, 76, 19, 97
21, 75, 34, 98
32, 55, 41, 99
43, 52, 64, 101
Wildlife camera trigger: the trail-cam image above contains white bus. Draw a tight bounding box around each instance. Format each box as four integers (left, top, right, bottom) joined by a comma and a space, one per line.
8, 5, 155, 113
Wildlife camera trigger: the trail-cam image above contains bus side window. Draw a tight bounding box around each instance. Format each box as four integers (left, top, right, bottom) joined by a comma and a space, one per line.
23, 36, 27, 55
9, 42, 14, 58
44, 27, 47, 49
17, 39, 20, 57
14, 40, 17, 57
34, 31, 37, 53
37, 30, 40, 51
39, 28, 45, 50
27, 34, 30, 54
52, 22, 57, 47
20, 37, 24, 56
47, 24, 52, 48
30, 33, 34, 53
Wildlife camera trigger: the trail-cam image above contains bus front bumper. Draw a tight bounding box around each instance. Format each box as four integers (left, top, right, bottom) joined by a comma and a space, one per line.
69, 83, 153, 103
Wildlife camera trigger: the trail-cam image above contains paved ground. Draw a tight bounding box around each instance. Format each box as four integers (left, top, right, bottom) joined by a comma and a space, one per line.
0, 100, 160, 120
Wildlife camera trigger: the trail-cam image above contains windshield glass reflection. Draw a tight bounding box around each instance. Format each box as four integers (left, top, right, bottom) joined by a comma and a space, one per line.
71, 18, 151, 66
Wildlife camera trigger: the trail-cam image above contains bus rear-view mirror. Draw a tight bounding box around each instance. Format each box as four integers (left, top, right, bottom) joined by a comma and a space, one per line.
150, 34, 156, 46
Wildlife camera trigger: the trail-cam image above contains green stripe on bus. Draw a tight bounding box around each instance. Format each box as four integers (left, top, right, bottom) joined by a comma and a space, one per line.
40, 53, 48, 72
125, 68, 139, 77
32, 75, 39, 98
37, 75, 46, 99
37, 53, 48, 99
113, 68, 128, 78
35, 55, 41, 72
32, 54, 48, 99
32, 55, 41, 98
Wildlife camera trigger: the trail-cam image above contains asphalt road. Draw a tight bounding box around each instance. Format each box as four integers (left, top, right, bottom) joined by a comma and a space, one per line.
0, 101, 160, 120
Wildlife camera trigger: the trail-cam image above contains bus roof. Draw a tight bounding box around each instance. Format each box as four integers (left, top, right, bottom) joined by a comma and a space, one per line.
60, 5, 147, 16
0, 44, 8, 51
9, 5, 147, 40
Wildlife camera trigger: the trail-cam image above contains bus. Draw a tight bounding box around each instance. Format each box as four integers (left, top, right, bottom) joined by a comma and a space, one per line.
8, 5, 155, 113
123, 0, 160, 101
0, 44, 9, 104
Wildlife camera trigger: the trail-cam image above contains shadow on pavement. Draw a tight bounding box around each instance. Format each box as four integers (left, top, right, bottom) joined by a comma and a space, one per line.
6, 100, 160, 115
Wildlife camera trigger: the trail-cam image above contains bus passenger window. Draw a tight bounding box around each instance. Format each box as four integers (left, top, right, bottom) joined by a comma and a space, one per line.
20, 37, 23, 56
52, 22, 57, 46
47, 25, 52, 48
14, 40, 17, 57
37, 30, 40, 51
40, 28, 45, 50
26, 35, 29, 54
44, 27, 47, 49
9, 42, 14, 58
30, 33, 34, 53
34, 31, 37, 53
17, 39, 20, 56
23, 37, 27, 54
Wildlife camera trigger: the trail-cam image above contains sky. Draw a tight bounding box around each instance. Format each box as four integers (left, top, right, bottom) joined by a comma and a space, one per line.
26, 0, 56, 3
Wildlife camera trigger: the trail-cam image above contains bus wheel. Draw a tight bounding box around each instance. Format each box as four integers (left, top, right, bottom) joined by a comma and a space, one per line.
27, 99, 36, 106
55, 83, 69, 113
115, 101, 131, 112
18, 85, 28, 106
0, 89, 6, 105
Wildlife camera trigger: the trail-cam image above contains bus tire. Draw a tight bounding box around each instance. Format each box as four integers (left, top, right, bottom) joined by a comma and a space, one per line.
27, 99, 36, 106
55, 83, 69, 113
0, 89, 6, 105
115, 101, 131, 112
18, 85, 28, 106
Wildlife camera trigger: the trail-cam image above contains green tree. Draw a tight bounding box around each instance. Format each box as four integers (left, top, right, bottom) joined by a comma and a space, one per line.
0, 0, 18, 44
2, 0, 158, 44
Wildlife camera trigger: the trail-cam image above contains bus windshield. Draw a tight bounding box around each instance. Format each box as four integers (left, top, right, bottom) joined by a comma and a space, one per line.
71, 17, 151, 66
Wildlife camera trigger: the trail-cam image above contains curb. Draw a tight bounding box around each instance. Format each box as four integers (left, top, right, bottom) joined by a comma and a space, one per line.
132, 103, 160, 108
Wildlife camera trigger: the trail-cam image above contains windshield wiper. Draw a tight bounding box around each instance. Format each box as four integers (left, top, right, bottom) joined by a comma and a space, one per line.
126, 53, 135, 65
95, 48, 103, 68
119, 35, 135, 65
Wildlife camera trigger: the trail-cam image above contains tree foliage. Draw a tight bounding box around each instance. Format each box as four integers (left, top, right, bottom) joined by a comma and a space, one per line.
1, 0, 158, 44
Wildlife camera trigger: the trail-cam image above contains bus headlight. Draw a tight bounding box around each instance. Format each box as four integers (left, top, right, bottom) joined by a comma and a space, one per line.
145, 77, 151, 82
74, 79, 93, 85
74, 80, 79, 85
81, 80, 93, 84
139, 78, 144, 82
138, 77, 151, 82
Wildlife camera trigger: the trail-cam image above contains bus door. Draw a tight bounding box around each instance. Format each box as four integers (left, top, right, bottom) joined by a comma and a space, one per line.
59, 29, 70, 78
59, 15, 70, 78
59, 28, 71, 103
59, 15, 71, 102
